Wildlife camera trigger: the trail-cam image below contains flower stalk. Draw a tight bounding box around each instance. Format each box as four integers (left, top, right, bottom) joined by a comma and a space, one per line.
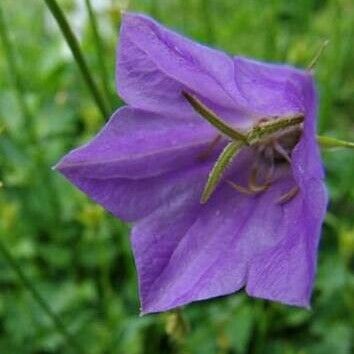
44, 0, 110, 119
0, 239, 83, 354
165, 309, 189, 353
307, 40, 329, 70
0, 3, 37, 144
317, 135, 354, 149
84, 0, 112, 111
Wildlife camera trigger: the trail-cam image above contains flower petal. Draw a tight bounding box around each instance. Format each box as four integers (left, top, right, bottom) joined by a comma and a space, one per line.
56, 106, 215, 180
117, 13, 314, 129
245, 178, 327, 307
240, 75, 328, 307
117, 13, 242, 117
55, 12, 328, 312
58, 164, 210, 223
292, 74, 325, 182
233, 57, 309, 117
132, 142, 325, 313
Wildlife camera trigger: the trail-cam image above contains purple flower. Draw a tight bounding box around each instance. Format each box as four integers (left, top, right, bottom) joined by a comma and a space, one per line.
55, 13, 328, 313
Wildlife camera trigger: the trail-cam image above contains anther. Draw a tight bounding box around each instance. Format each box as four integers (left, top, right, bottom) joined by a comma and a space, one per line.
248, 166, 270, 193
198, 134, 222, 161
264, 147, 275, 182
277, 186, 299, 204
227, 180, 255, 195
273, 141, 292, 164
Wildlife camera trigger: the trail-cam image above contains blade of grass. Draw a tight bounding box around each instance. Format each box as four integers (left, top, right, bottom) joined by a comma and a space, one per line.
317, 135, 354, 149
84, 0, 111, 111
199, 0, 214, 44
150, 0, 160, 19
0, 238, 84, 354
307, 40, 329, 70
0, 3, 37, 143
44, 0, 110, 119
0, 3, 62, 220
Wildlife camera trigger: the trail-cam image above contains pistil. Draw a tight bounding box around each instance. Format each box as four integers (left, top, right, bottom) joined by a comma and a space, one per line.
183, 91, 304, 203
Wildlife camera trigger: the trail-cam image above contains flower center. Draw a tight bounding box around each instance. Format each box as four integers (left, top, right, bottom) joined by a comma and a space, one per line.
227, 124, 303, 203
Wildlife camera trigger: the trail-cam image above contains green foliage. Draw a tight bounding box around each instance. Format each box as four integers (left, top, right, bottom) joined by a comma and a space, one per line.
0, 0, 353, 353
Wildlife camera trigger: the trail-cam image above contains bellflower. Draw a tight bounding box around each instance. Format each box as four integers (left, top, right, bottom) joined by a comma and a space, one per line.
55, 13, 328, 314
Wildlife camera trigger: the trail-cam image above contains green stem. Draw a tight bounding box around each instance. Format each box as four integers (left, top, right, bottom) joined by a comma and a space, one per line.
247, 302, 269, 354
44, 0, 110, 119
165, 309, 189, 353
0, 239, 83, 354
84, 0, 111, 110
0, 3, 37, 143
200, 0, 214, 44
317, 135, 354, 149
0, 3, 61, 220
150, 0, 160, 19
307, 40, 329, 70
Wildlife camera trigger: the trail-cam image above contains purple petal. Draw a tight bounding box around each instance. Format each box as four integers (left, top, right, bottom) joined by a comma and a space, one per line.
55, 107, 217, 221
132, 75, 327, 313
56, 106, 215, 180
117, 13, 314, 128
134, 171, 326, 313
233, 57, 309, 117
245, 179, 327, 307
55, 13, 328, 312
246, 74, 328, 307
59, 164, 210, 223
117, 13, 245, 120
133, 155, 322, 313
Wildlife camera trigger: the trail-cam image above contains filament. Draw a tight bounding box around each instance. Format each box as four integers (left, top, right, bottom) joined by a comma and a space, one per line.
273, 141, 291, 164
277, 186, 299, 204
227, 180, 255, 195
198, 134, 222, 161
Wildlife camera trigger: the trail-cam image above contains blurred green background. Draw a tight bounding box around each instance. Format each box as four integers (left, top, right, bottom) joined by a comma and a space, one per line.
0, 0, 353, 353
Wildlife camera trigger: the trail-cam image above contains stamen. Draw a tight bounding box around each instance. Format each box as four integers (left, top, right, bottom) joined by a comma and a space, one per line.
248, 164, 270, 192
264, 146, 275, 182
277, 186, 299, 204
198, 134, 222, 161
227, 180, 255, 195
273, 141, 292, 164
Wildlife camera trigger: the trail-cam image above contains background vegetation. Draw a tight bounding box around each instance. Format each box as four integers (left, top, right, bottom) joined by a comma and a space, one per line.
0, 0, 353, 353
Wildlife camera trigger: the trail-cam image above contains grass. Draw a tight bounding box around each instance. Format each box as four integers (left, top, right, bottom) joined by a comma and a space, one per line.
0, 0, 353, 353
